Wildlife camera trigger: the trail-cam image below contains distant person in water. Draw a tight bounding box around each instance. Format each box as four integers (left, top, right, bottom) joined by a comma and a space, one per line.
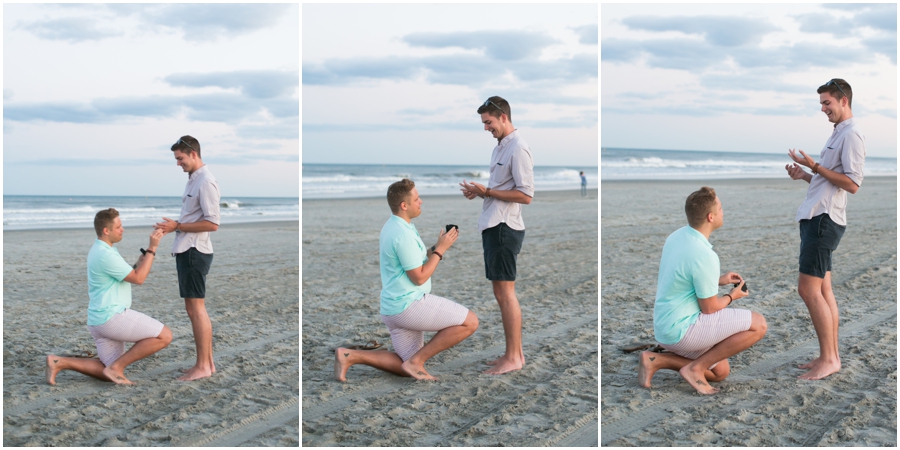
580, 171, 587, 197
334, 178, 478, 381
46, 208, 172, 386
641, 187, 768, 395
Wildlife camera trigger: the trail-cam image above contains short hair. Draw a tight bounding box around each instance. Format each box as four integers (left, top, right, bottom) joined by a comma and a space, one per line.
171, 135, 201, 159
387, 178, 416, 214
94, 208, 119, 238
685, 187, 717, 228
477, 96, 511, 122
817, 78, 852, 109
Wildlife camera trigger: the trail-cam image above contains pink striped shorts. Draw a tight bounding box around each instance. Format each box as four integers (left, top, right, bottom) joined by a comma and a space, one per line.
381, 293, 470, 361
660, 308, 752, 369
88, 309, 165, 367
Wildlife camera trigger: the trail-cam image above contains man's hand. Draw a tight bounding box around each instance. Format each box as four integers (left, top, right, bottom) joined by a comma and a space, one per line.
785, 163, 809, 181
718, 272, 743, 286
459, 179, 486, 198
435, 227, 459, 253
154, 217, 178, 234
149, 228, 164, 251
729, 280, 748, 301
788, 148, 815, 169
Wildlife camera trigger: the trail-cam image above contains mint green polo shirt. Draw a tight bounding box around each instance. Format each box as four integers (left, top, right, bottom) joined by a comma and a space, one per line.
87, 239, 134, 326
653, 226, 720, 345
379, 215, 430, 315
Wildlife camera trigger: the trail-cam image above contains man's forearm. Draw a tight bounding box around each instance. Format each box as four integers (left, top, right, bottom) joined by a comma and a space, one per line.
178, 219, 219, 232
816, 166, 859, 193
484, 188, 532, 205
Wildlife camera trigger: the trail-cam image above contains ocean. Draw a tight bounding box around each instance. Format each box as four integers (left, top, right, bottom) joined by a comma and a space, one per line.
302, 164, 598, 199
601, 148, 897, 180
3, 195, 299, 231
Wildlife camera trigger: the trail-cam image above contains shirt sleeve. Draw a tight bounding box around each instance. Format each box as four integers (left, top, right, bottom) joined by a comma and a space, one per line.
102, 249, 134, 282
692, 251, 720, 300
841, 131, 866, 187
199, 179, 221, 225
395, 234, 426, 271
511, 146, 535, 197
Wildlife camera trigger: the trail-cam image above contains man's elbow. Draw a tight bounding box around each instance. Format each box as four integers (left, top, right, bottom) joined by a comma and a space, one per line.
846, 184, 859, 194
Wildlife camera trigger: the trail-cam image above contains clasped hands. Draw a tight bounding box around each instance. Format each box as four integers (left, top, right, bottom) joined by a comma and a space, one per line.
153, 217, 179, 234
459, 179, 487, 200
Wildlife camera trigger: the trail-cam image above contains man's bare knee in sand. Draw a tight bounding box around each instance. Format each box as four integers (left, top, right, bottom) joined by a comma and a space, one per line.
46, 208, 172, 386
336, 179, 478, 382
645, 187, 767, 394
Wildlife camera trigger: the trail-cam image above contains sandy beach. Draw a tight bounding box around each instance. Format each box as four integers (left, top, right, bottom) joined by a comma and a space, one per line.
301, 189, 599, 446
3, 221, 299, 446
601, 177, 897, 446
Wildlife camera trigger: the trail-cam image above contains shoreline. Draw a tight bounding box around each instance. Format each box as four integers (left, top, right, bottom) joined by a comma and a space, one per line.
301, 188, 593, 202
3, 218, 299, 233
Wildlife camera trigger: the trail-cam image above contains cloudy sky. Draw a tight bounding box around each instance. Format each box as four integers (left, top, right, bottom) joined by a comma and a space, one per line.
302, 3, 598, 166
4, 4, 299, 197
602, 3, 897, 158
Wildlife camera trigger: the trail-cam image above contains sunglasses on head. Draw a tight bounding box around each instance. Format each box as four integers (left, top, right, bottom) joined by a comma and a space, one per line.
824, 79, 848, 99
483, 99, 506, 115
173, 138, 195, 151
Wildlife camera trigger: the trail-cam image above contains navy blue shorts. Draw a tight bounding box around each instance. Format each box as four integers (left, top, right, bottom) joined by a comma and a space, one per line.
482, 223, 525, 281
799, 213, 845, 279
175, 247, 214, 299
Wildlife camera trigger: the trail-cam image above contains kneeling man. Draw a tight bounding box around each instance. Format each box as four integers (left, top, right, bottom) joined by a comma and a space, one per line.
335, 179, 478, 381
46, 208, 172, 385
640, 187, 767, 395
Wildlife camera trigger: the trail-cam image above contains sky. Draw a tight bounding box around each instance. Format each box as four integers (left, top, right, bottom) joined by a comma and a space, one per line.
3, 4, 299, 197
602, 3, 897, 158
302, 3, 598, 167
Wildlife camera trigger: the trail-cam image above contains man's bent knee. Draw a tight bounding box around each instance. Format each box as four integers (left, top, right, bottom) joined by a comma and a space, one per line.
751, 312, 768, 337
158, 326, 173, 346
464, 311, 479, 332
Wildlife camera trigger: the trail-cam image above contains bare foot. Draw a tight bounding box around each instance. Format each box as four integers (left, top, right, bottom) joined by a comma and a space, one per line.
102, 366, 135, 385
799, 357, 821, 370
486, 355, 526, 366
638, 351, 658, 388
798, 359, 840, 380
180, 364, 216, 374
46, 355, 60, 385
177, 365, 213, 381
483, 356, 523, 375
334, 347, 352, 382
678, 364, 718, 395
401, 360, 438, 381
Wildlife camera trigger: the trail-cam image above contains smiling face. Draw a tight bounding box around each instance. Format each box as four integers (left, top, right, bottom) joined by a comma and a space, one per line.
820, 91, 849, 124
173, 149, 201, 174
403, 188, 423, 219
481, 112, 513, 141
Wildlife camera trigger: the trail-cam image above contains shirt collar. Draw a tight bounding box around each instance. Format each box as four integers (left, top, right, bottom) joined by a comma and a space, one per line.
498, 129, 519, 147
685, 226, 712, 248
834, 117, 855, 132
390, 214, 415, 228
189, 164, 207, 180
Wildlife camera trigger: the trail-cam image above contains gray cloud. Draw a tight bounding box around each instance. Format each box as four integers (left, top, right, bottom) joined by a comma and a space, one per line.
574, 24, 598, 45
403, 30, 559, 61
18, 4, 291, 43
622, 16, 778, 47
22, 17, 121, 42
304, 53, 595, 87
165, 70, 298, 99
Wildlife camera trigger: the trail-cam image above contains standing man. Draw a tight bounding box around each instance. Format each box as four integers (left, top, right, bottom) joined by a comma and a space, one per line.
785, 78, 865, 380
155, 135, 221, 381
460, 96, 534, 375
46, 208, 172, 386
